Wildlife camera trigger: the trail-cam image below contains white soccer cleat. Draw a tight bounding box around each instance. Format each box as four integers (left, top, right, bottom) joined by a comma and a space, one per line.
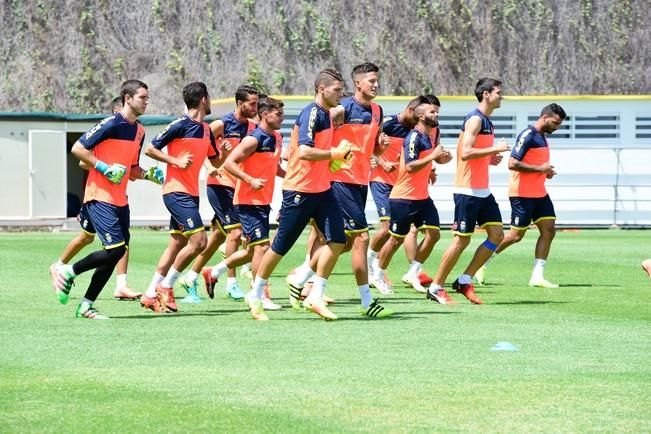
403, 273, 427, 293
370, 276, 394, 295
528, 278, 559, 288
262, 297, 282, 311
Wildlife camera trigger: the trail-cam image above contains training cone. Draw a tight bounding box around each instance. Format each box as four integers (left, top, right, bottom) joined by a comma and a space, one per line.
490, 342, 518, 352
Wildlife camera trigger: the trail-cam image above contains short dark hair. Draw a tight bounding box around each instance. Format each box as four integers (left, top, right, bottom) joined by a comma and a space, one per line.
541, 103, 567, 120
474, 78, 502, 102
407, 95, 431, 109
423, 94, 441, 107
110, 96, 122, 113
258, 97, 284, 115
183, 82, 209, 109
352, 62, 379, 80
235, 85, 259, 103
120, 80, 148, 105
314, 68, 344, 93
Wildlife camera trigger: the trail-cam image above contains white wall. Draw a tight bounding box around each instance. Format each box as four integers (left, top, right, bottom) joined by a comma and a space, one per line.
1, 95, 649, 226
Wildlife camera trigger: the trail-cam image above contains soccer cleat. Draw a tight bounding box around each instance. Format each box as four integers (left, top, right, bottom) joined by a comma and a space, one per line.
180, 277, 201, 304
140, 293, 166, 313
528, 278, 559, 289
403, 273, 427, 293
262, 297, 282, 311
299, 286, 336, 304
286, 274, 304, 311
157, 285, 178, 312
475, 266, 487, 286
370, 276, 394, 295
75, 303, 109, 320
202, 267, 217, 299
418, 271, 433, 286
53, 269, 75, 305
226, 282, 245, 301
247, 297, 269, 321
360, 299, 393, 318
113, 287, 142, 300
303, 298, 337, 321
452, 279, 483, 304
181, 293, 201, 304
426, 288, 457, 304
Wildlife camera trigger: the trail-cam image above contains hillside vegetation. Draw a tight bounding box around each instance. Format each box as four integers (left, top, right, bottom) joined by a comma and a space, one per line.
1, 0, 648, 114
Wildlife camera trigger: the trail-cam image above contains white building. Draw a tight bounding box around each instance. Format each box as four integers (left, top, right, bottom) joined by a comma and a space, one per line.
1, 95, 649, 227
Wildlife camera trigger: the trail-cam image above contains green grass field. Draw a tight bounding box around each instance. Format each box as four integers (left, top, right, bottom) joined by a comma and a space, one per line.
1, 228, 650, 433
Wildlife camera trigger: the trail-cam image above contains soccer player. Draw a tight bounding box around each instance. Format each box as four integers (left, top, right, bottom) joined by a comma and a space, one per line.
141, 82, 219, 313
427, 78, 510, 305
248, 68, 350, 321
475, 103, 567, 288
295, 62, 392, 317
205, 97, 287, 319
180, 85, 259, 302
372, 96, 452, 295
51, 79, 153, 319
49, 96, 162, 301
368, 95, 443, 293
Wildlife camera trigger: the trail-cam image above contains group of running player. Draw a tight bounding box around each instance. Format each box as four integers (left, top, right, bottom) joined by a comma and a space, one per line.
50, 62, 570, 321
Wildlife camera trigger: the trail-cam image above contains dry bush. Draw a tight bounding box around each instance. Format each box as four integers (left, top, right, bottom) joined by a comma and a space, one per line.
0, 0, 648, 113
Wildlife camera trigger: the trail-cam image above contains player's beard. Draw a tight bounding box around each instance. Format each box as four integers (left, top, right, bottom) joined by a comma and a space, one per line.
424, 117, 438, 128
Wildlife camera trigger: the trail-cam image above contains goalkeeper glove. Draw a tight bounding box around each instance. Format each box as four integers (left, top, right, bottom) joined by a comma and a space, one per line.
329, 158, 344, 173
95, 160, 126, 184
143, 166, 164, 185
329, 140, 353, 172
330, 140, 352, 161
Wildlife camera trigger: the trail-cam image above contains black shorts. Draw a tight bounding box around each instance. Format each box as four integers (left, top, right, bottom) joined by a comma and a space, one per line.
388, 198, 440, 237
451, 193, 502, 236
510, 195, 556, 229
271, 189, 346, 256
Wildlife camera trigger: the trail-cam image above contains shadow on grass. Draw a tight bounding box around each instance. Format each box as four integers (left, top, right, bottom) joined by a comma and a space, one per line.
273, 311, 458, 322
318, 297, 429, 305
268, 271, 363, 278
111, 309, 245, 319
491, 300, 570, 305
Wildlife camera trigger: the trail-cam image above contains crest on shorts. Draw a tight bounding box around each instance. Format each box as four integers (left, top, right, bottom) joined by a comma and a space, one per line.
187, 218, 194, 228
255, 228, 262, 238
460, 221, 466, 231
105, 233, 112, 243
